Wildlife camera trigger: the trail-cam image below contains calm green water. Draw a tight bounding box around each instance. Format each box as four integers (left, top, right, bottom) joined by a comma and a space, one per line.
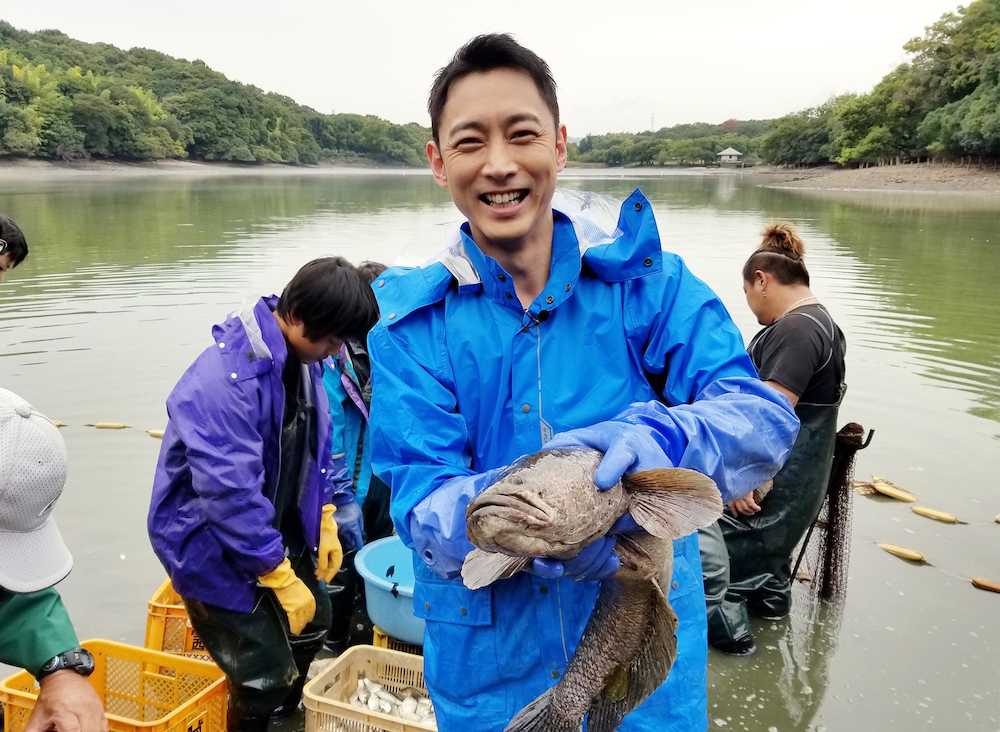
1, 170, 997, 730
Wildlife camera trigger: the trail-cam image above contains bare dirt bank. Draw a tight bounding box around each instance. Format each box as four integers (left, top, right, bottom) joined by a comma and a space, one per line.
750, 163, 1000, 194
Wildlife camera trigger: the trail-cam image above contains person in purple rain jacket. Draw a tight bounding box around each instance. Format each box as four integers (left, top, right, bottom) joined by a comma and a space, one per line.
148, 257, 378, 732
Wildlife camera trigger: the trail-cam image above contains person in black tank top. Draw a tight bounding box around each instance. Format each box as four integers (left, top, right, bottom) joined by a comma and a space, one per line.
700, 223, 846, 656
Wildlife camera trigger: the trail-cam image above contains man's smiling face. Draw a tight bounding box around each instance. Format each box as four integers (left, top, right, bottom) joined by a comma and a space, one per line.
427, 67, 567, 252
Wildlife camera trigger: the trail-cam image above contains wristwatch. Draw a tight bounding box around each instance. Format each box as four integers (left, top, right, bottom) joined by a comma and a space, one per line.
37, 648, 95, 680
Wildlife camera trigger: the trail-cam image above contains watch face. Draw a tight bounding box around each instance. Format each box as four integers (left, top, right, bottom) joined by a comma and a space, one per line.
42, 648, 95, 678
75, 649, 95, 675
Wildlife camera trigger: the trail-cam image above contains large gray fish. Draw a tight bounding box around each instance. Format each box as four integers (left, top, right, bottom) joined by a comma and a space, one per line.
462, 447, 722, 732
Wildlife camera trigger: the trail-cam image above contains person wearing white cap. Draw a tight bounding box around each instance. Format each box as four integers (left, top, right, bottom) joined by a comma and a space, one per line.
0, 387, 107, 732
0, 214, 29, 281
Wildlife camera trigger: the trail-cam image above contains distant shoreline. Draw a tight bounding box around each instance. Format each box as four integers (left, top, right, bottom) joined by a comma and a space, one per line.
3, 158, 1000, 195
0, 158, 422, 183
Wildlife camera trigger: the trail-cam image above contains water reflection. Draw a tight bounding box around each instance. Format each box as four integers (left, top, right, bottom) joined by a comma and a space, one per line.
708, 588, 843, 732
560, 175, 1000, 424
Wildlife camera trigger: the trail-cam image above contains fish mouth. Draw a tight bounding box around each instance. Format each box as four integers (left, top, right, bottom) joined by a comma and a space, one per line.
469, 491, 553, 527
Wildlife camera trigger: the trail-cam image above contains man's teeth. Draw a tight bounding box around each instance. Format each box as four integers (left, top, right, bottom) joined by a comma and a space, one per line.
486, 191, 523, 205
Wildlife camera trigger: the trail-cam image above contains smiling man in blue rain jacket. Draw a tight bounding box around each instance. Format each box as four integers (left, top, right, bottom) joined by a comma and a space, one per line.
368, 35, 800, 732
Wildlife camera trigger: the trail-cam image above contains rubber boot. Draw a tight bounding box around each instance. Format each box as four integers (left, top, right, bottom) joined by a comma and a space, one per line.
699, 523, 730, 616
699, 522, 756, 655
324, 549, 358, 654
227, 695, 272, 732
271, 627, 328, 718
707, 594, 756, 655
747, 574, 792, 620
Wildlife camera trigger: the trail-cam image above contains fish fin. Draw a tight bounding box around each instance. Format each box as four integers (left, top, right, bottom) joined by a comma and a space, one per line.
623, 467, 723, 539
504, 688, 577, 732
614, 532, 654, 577
586, 581, 679, 732
461, 549, 529, 590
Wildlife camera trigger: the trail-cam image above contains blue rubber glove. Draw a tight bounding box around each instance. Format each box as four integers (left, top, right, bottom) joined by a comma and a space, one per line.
333, 499, 365, 553
545, 421, 673, 491
409, 468, 505, 577
529, 536, 620, 581
608, 512, 642, 535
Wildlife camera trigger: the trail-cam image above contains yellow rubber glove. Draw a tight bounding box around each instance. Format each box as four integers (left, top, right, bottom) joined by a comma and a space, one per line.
258, 558, 315, 635
315, 503, 344, 583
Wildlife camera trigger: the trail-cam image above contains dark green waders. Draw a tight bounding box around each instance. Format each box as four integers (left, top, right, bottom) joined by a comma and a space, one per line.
185, 552, 332, 732
700, 401, 839, 648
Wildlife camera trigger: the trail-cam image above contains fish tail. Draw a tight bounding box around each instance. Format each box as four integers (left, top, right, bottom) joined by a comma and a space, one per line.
504, 688, 578, 732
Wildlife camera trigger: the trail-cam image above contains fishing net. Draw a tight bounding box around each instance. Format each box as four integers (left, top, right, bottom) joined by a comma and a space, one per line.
800, 422, 874, 601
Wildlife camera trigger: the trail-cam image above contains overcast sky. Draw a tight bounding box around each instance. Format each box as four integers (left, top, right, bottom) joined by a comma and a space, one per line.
3, 0, 961, 135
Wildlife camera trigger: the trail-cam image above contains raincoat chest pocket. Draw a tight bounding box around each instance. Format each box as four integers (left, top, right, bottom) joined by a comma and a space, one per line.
412, 564, 492, 626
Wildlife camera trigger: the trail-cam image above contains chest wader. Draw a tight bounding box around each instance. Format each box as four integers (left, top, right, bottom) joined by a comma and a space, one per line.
185, 363, 333, 731
702, 399, 840, 647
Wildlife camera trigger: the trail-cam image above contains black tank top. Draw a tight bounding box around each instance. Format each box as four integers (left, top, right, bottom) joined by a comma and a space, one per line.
747, 303, 846, 406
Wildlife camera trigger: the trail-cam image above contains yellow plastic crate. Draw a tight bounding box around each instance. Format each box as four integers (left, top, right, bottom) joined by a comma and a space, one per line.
145, 579, 212, 661
304, 645, 435, 732
372, 627, 422, 657
0, 639, 227, 732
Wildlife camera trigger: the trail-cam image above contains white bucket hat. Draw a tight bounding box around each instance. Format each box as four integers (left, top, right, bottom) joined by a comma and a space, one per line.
0, 388, 73, 592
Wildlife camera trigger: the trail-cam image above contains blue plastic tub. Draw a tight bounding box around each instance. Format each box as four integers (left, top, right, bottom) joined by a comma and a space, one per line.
354, 535, 425, 646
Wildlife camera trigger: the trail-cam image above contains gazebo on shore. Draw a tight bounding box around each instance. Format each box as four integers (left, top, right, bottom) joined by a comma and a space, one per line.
717, 147, 744, 167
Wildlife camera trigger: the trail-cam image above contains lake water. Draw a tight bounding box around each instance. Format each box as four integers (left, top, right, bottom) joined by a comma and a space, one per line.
1, 169, 997, 730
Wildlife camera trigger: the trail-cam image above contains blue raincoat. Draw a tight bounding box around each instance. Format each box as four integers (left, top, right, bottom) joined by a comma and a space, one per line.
322, 345, 374, 505
368, 190, 799, 731
148, 296, 354, 613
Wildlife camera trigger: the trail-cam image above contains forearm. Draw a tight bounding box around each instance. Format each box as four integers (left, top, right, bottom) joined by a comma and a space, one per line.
324, 455, 356, 507
200, 505, 286, 577
407, 470, 500, 578
618, 376, 799, 503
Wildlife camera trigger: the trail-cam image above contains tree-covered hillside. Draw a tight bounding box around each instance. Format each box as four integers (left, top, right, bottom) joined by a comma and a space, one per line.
571, 118, 773, 166
762, 0, 1000, 166
572, 0, 1000, 168
0, 22, 429, 165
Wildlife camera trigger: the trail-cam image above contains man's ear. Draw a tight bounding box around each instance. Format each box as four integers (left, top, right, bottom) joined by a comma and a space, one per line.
427, 140, 448, 188
555, 124, 568, 172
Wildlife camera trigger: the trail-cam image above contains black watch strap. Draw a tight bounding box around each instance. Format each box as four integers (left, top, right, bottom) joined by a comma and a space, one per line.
38, 647, 95, 680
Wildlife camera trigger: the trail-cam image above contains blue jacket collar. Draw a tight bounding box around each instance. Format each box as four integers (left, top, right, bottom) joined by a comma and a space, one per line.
373, 188, 664, 328
459, 211, 581, 315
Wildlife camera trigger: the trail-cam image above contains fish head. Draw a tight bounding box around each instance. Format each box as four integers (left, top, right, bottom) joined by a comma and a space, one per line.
466, 448, 624, 558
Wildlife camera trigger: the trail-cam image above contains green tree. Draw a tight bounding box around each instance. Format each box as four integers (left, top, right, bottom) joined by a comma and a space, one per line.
760, 108, 833, 166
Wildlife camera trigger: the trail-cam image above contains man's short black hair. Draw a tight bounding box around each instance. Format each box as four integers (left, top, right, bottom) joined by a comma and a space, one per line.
277, 257, 378, 343
428, 34, 559, 144
0, 215, 29, 266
